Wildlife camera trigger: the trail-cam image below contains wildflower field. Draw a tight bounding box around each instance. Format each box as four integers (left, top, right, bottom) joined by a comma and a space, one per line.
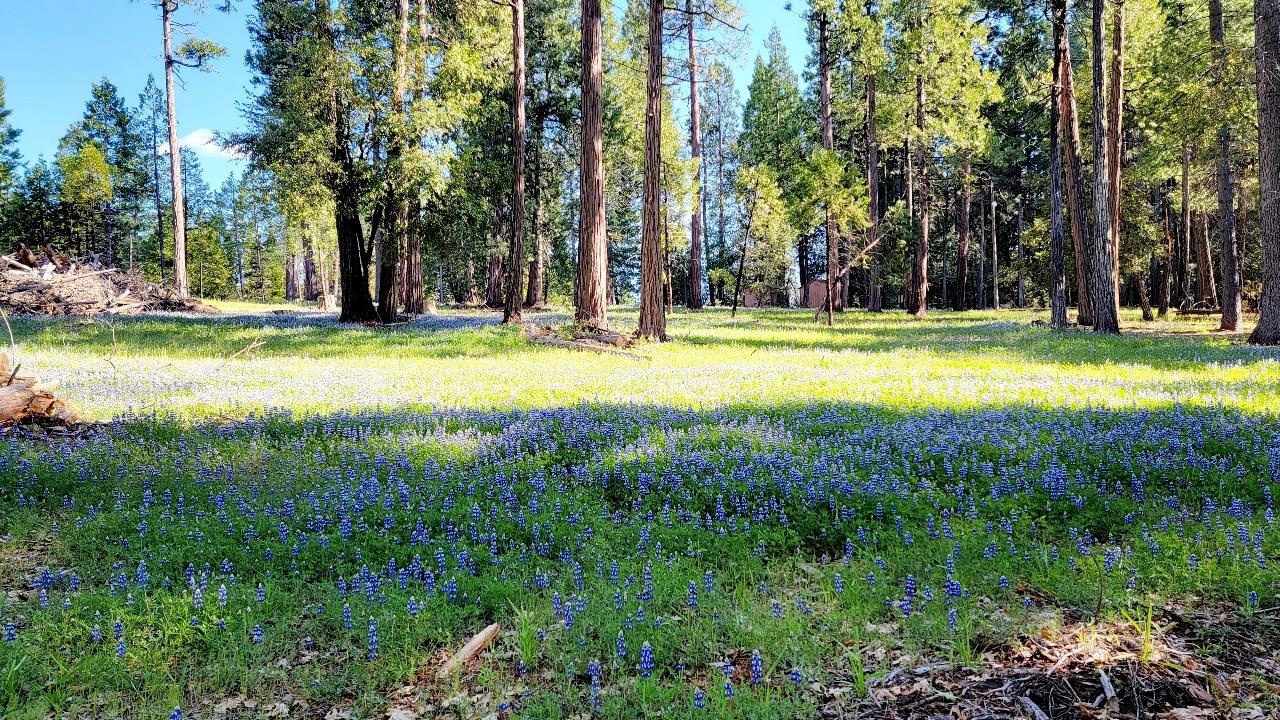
2, 307, 1280, 719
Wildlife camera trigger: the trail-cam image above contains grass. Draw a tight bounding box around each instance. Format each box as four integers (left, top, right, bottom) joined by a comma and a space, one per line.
0, 305, 1277, 719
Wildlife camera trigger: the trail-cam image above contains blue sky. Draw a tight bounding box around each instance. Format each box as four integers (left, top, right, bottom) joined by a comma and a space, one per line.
2, 0, 808, 187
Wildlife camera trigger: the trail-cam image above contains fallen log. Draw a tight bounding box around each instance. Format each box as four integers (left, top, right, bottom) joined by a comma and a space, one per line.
0, 354, 79, 426
437, 623, 500, 678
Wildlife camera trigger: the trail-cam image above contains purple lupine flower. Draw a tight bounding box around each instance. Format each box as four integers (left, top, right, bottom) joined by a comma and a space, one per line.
750, 649, 763, 686
639, 642, 654, 678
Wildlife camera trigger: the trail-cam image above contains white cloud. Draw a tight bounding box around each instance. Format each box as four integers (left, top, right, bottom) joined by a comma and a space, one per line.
156, 128, 246, 161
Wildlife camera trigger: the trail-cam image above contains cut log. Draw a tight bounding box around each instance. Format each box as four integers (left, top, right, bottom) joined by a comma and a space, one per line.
0, 354, 79, 427
437, 623, 500, 678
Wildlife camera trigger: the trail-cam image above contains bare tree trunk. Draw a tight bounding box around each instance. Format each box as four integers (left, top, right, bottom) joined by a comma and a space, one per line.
401, 0, 429, 316
1133, 271, 1154, 320
991, 184, 999, 310
1195, 212, 1219, 305
1060, 41, 1092, 325
1106, 0, 1125, 310
1016, 192, 1025, 308
1050, 0, 1068, 328
1159, 195, 1172, 317
955, 153, 971, 311
819, 11, 837, 326
1208, 0, 1242, 330
1089, 0, 1121, 332
867, 72, 883, 311
375, 0, 411, 323
525, 116, 546, 308
977, 195, 986, 309
162, 0, 188, 299
486, 254, 504, 308
637, 0, 666, 340
1252, 0, 1280, 346
1180, 145, 1194, 309
576, 0, 609, 330
685, 0, 704, 309
911, 22, 929, 318
504, 0, 527, 324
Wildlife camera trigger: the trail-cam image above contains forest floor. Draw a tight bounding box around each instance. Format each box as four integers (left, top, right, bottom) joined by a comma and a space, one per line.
2, 305, 1279, 719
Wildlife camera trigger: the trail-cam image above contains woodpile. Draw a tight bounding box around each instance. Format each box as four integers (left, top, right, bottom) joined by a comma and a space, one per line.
0, 353, 79, 427
1, 244, 220, 316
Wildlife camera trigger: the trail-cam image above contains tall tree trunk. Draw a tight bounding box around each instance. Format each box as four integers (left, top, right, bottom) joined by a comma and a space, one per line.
685, 0, 704, 309
1134, 271, 1154, 320
1060, 41, 1093, 325
1252, 0, 1280, 346
402, 0, 429, 315
504, 0, 527, 324
486, 253, 504, 308
954, 153, 971, 311
1208, 0, 1243, 330
1106, 0, 1125, 310
1089, 0, 1121, 332
162, 0, 188, 298
637, 0, 666, 340
1180, 144, 1194, 309
1195, 212, 1219, 305
525, 115, 546, 308
375, 0, 411, 323
1016, 192, 1026, 307
991, 184, 999, 310
911, 23, 929, 318
1050, 0, 1068, 328
576, 0, 608, 330
820, 11, 837, 325
867, 72, 883, 311
1159, 194, 1172, 317
975, 194, 983, 309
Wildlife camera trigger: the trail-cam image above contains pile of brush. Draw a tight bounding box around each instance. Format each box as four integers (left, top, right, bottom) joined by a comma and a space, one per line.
1, 244, 219, 316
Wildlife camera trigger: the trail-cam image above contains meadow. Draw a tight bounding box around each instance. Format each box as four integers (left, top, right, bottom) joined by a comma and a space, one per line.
2, 306, 1278, 719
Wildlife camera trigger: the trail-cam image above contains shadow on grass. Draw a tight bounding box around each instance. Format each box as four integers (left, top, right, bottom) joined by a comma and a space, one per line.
673, 308, 1277, 372
9, 310, 554, 361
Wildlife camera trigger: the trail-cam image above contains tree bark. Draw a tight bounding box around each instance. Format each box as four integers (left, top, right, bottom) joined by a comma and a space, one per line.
162, 0, 189, 299
1159, 194, 1172, 317
486, 253, 504, 308
1252, 0, 1280, 346
1016, 192, 1025, 308
954, 154, 971, 311
1209, 0, 1243, 330
1060, 41, 1092, 325
1089, 0, 1121, 332
911, 21, 929, 318
819, 10, 837, 325
637, 0, 666, 340
1106, 0, 1125, 310
525, 114, 546, 308
867, 71, 882, 311
401, 0, 428, 315
504, 0, 527, 324
1195, 212, 1218, 305
1134, 271, 1154, 320
991, 184, 999, 310
576, 0, 609, 330
1050, 0, 1068, 328
685, 0, 704, 309
1180, 144, 1193, 309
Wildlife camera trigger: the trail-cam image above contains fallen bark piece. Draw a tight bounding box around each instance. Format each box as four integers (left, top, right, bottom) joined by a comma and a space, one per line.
0, 354, 80, 427
437, 623, 500, 678
525, 324, 646, 360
